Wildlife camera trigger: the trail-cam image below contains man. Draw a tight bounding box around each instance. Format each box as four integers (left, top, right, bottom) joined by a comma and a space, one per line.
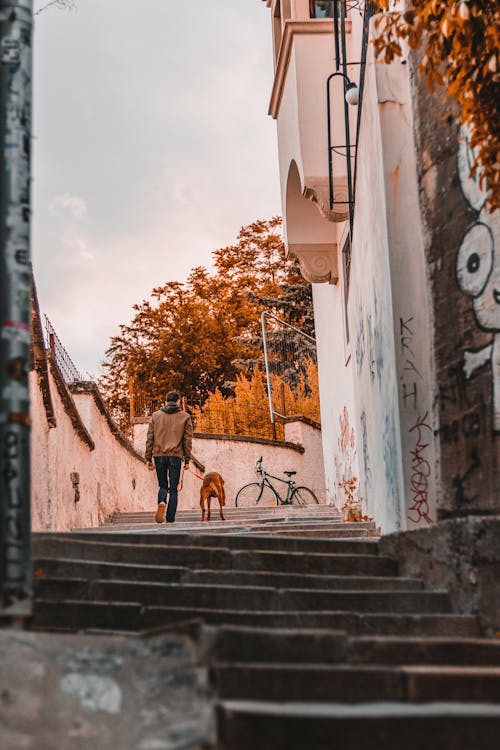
145, 391, 193, 524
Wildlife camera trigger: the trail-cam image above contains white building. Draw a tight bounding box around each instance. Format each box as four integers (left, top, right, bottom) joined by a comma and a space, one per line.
260, 0, 500, 531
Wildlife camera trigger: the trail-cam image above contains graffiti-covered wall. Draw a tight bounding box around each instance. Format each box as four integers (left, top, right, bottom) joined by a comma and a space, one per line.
411, 64, 500, 516
348, 53, 407, 533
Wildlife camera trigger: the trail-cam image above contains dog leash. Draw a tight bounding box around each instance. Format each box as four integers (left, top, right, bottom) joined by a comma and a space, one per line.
177, 464, 205, 491
187, 466, 204, 482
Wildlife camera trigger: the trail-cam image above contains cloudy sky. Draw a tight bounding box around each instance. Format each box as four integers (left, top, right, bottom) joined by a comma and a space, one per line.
32, 0, 281, 376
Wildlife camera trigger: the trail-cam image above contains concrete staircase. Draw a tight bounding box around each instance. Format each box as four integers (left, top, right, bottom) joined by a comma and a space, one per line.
31, 505, 500, 748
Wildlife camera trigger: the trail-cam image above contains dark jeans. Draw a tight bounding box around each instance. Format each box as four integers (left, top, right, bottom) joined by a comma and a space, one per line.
154, 456, 182, 522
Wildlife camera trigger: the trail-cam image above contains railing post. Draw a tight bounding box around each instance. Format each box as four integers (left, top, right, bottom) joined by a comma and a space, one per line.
129, 377, 135, 419
0, 0, 33, 623
261, 312, 275, 425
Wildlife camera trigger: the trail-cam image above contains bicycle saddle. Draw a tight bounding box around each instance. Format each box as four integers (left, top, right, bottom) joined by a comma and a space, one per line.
284, 471, 296, 477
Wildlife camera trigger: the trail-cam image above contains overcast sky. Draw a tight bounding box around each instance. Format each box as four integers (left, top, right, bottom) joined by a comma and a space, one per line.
32, 0, 281, 376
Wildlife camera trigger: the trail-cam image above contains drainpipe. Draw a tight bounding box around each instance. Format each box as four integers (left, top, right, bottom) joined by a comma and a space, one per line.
0, 0, 33, 623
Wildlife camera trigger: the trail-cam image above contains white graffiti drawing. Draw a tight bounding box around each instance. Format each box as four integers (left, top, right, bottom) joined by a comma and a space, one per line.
456, 129, 500, 434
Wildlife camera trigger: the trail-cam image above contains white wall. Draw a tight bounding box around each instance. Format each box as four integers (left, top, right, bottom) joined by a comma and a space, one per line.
31, 369, 159, 531
345, 46, 438, 533
133, 417, 327, 507
312, 282, 359, 506
347, 53, 406, 533
375, 56, 437, 528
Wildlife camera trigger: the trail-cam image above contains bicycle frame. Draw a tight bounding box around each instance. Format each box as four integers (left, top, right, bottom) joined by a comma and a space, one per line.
258, 470, 295, 505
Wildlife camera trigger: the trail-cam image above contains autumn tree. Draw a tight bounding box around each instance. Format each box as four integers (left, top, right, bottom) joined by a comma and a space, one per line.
100, 218, 312, 429
191, 362, 321, 441
373, 0, 499, 210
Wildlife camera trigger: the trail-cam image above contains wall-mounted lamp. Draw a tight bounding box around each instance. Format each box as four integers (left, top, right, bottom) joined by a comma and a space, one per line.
327, 70, 359, 107
344, 81, 359, 106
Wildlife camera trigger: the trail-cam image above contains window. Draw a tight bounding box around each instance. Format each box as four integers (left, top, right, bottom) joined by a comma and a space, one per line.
310, 1, 336, 18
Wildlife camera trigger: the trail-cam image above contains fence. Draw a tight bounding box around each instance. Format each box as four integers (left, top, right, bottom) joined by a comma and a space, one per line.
192, 399, 283, 441
130, 393, 162, 419
43, 315, 83, 384
261, 312, 318, 423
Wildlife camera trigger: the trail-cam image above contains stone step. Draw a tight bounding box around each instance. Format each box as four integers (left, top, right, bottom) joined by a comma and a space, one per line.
247, 528, 376, 538
111, 507, 341, 519
91, 523, 376, 538
185, 570, 422, 591
33, 539, 394, 576
204, 625, 350, 664
203, 626, 500, 666
34, 578, 451, 614
33, 558, 422, 591
49, 532, 380, 556
107, 512, 346, 523
350, 635, 500, 666
212, 662, 500, 703
32, 600, 479, 637
216, 701, 500, 750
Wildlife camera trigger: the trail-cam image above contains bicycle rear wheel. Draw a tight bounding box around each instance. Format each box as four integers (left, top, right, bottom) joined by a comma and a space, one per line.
235, 483, 277, 508
290, 486, 318, 505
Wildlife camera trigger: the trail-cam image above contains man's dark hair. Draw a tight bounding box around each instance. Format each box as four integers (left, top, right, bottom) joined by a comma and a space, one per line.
166, 391, 179, 403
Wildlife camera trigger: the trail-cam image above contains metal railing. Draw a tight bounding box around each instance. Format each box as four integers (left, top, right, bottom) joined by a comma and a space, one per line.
193, 400, 284, 441
261, 312, 318, 425
43, 315, 83, 384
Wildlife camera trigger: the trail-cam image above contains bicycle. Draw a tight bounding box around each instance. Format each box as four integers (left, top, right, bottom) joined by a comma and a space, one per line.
235, 456, 318, 508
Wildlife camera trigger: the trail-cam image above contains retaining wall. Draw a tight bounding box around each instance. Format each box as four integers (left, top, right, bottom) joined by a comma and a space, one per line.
133, 414, 326, 507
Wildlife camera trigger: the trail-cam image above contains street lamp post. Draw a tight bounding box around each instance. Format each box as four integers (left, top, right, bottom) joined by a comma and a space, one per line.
0, 0, 33, 621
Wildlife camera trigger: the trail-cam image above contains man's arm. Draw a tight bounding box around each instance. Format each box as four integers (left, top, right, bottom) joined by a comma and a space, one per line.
145, 418, 154, 463
183, 415, 193, 463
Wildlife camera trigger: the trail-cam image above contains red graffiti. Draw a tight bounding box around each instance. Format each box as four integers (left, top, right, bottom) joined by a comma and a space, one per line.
408, 411, 433, 525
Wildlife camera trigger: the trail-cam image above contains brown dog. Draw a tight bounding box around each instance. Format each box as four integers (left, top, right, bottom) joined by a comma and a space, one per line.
200, 472, 225, 521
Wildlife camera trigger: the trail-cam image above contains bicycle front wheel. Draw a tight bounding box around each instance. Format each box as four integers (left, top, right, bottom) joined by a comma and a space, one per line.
290, 486, 318, 506
235, 483, 277, 508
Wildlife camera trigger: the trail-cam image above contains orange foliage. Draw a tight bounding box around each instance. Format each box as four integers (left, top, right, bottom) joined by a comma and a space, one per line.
373, 1, 499, 211
338, 477, 373, 523
191, 362, 320, 440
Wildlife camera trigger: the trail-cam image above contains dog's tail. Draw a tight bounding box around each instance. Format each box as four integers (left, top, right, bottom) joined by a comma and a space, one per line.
208, 480, 225, 506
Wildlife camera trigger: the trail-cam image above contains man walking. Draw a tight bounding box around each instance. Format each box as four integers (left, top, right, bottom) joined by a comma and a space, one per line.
145, 391, 193, 524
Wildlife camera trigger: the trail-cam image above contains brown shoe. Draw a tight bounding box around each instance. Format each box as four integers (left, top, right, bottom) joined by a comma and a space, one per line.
155, 502, 166, 523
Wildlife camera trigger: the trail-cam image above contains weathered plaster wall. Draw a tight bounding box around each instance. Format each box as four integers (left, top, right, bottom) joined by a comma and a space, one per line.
133, 417, 326, 507
410, 56, 500, 516
348, 52, 406, 533
312, 282, 359, 506
31, 368, 159, 531
374, 52, 437, 529
282, 416, 326, 503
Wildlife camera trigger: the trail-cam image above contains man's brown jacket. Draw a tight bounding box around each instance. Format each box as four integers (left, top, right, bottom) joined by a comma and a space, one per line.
145, 404, 193, 462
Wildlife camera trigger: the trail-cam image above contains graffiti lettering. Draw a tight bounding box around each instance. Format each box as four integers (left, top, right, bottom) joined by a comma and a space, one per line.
402, 381, 417, 409
400, 315, 422, 412
360, 411, 372, 488
400, 316, 415, 357
408, 412, 433, 525
404, 359, 422, 378
2, 429, 25, 584
14, 248, 30, 266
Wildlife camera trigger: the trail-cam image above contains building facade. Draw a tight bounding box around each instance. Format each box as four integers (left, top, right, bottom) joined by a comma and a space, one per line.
260, 0, 499, 531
